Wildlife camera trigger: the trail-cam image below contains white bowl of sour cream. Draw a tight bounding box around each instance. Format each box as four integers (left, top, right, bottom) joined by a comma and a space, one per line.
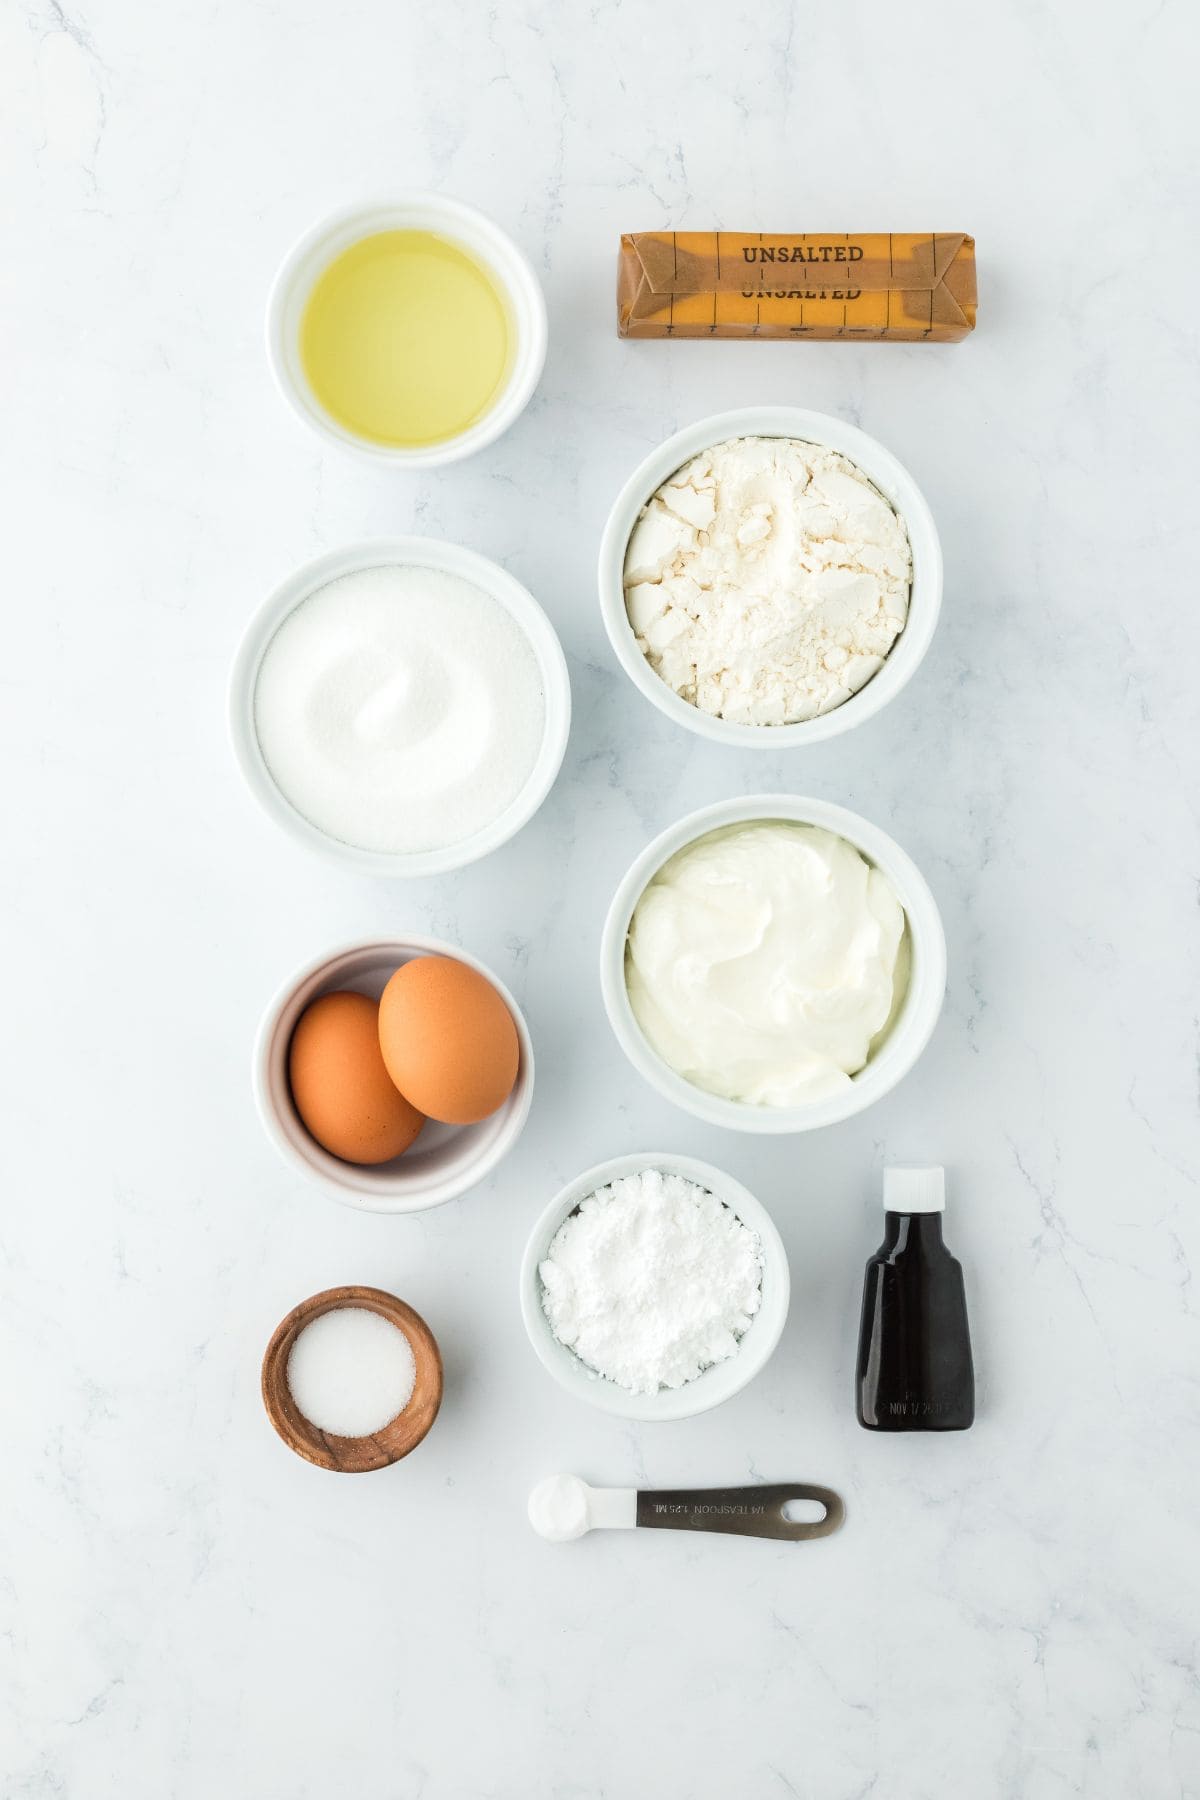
229, 537, 571, 877
600, 795, 946, 1134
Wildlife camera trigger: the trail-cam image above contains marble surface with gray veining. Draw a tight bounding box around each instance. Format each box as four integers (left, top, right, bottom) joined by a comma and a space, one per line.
4, 1, 1199, 1794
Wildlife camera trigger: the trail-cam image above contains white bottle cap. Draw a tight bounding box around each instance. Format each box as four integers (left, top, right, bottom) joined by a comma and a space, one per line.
884, 1166, 945, 1213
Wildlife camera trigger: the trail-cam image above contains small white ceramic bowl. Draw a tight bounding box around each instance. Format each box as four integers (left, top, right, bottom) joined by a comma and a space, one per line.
519, 1152, 790, 1421
229, 536, 571, 878
598, 405, 941, 747
601, 795, 946, 1134
254, 935, 534, 1213
267, 194, 547, 466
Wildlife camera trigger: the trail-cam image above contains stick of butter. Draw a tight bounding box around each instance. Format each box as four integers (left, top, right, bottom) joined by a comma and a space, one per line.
617, 232, 977, 342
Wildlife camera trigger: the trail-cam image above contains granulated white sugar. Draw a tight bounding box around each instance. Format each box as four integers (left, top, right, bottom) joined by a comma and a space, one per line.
254, 564, 546, 854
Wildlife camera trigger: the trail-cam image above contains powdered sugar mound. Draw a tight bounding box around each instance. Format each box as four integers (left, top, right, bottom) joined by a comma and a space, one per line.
623, 435, 912, 726
538, 1168, 763, 1394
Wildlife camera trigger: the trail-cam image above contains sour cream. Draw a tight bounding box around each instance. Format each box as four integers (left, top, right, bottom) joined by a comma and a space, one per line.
625, 821, 907, 1106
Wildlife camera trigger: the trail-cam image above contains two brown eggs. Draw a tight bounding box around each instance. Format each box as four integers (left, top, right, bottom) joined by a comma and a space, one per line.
288, 955, 520, 1165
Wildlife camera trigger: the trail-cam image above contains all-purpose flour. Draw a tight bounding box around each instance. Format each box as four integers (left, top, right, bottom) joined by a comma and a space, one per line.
539, 1168, 763, 1394
624, 435, 912, 726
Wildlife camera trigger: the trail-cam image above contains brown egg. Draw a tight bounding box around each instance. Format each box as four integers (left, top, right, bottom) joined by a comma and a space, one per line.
288, 990, 424, 1165
378, 956, 519, 1125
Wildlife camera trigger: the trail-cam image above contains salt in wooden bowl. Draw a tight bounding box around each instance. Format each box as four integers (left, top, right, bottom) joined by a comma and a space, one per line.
262, 1285, 443, 1472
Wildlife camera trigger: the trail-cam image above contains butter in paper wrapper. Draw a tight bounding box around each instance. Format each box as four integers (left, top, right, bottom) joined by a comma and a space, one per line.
617, 233, 977, 342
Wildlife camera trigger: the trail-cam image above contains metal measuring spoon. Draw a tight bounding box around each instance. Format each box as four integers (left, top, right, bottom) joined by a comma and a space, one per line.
528, 1474, 844, 1543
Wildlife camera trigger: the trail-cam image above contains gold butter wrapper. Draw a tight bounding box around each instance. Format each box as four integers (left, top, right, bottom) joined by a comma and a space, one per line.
617, 232, 977, 342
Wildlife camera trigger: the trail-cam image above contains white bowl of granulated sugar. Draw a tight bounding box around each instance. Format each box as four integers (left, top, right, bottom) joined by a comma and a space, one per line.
229, 536, 571, 877
519, 1152, 790, 1421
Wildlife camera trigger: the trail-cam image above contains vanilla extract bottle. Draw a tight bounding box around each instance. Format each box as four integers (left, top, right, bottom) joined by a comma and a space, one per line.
856, 1167, 975, 1432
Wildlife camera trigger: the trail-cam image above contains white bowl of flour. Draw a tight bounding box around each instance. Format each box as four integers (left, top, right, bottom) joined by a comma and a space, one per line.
230, 537, 571, 876
519, 1153, 790, 1420
598, 406, 941, 746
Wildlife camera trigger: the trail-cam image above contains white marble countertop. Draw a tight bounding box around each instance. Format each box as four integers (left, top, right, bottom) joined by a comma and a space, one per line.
5, 1, 1199, 1794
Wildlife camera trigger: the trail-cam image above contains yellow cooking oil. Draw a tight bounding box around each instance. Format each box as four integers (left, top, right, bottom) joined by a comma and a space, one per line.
299, 230, 513, 447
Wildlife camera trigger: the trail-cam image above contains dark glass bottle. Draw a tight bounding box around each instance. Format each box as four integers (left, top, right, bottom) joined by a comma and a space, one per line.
856, 1167, 974, 1432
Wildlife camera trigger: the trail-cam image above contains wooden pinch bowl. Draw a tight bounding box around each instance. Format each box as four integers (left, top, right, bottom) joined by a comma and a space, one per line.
262, 1285, 443, 1472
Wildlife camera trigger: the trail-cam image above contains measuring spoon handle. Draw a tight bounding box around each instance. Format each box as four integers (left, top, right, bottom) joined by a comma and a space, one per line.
635, 1483, 844, 1542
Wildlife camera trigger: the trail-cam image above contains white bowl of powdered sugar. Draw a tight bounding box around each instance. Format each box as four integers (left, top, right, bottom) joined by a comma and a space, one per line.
598, 406, 941, 746
229, 536, 571, 876
519, 1152, 790, 1421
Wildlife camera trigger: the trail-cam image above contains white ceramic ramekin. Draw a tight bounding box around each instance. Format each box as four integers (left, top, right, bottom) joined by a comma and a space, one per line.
228, 536, 571, 878
598, 405, 942, 747
254, 936, 534, 1214
519, 1152, 790, 1421
600, 795, 946, 1134
267, 195, 547, 467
